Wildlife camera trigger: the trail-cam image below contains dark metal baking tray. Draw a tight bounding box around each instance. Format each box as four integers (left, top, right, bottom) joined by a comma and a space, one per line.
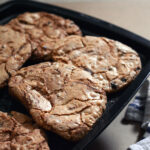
0, 0, 150, 150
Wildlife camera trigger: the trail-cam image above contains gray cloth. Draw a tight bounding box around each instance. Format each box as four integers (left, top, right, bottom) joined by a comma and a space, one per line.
142, 80, 150, 130
129, 136, 150, 150
124, 80, 149, 122
127, 79, 150, 150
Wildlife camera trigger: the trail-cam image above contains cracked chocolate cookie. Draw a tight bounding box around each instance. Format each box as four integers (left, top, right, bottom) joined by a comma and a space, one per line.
0, 25, 32, 88
8, 12, 82, 61
50, 35, 141, 92
0, 111, 50, 150
9, 62, 107, 141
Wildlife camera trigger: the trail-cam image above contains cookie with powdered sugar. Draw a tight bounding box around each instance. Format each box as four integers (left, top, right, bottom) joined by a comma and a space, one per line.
8, 12, 82, 61
0, 111, 50, 149
0, 25, 32, 88
9, 62, 107, 141
49, 35, 141, 92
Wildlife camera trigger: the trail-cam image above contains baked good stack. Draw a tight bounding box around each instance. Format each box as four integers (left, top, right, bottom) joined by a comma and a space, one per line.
0, 12, 142, 149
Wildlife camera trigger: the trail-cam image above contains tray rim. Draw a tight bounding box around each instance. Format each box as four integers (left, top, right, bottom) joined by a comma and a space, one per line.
0, 1, 150, 150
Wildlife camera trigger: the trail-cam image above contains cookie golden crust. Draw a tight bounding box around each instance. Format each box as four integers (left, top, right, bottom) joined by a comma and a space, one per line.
9, 62, 107, 141
0, 111, 50, 150
49, 35, 141, 92
8, 12, 82, 61
0, 25, 32, 88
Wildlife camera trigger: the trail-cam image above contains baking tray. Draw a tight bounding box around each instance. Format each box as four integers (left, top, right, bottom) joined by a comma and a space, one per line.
0, 0, 150, 150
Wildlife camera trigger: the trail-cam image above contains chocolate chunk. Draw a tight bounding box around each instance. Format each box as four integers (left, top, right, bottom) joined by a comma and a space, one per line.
111, 82, 118, 89
136, 67, 141, 71
47, 21, 51, 25
83, 67, 93, 74
121, 78, 127, 82
119, 53, 124, 56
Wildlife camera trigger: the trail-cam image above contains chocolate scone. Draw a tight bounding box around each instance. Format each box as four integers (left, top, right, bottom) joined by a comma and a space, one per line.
0, 25, 32, 88
8, 12, 82, 61
0, 111, 50, 150
9, 62, 107, 141
49, 35, 141, 92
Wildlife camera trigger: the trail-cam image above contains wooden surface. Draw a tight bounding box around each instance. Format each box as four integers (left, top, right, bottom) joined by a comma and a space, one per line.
1, 0, 150, 150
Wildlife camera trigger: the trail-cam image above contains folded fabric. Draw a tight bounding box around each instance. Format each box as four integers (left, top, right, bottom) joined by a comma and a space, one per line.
143, 123, 150, 138
128, 136, 150, 150
127, 78, 150, 150
124, 80, 149, 122
142, 80, 150, 130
